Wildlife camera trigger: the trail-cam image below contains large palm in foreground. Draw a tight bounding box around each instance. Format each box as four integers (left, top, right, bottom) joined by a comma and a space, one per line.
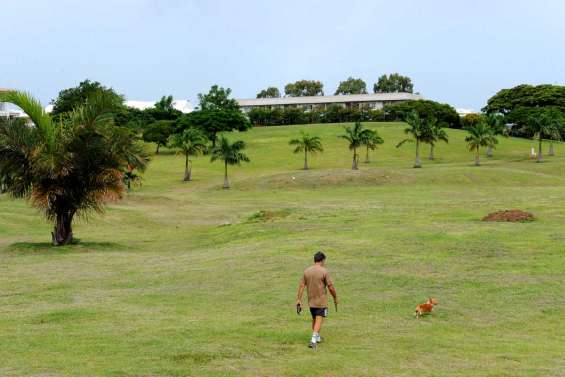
289, 131, 323, 170
396, 111, 431, 168
465, 122, 497, 166
339, 121, 372, 170
210, 135, 250, 189
0, 90, 148, 245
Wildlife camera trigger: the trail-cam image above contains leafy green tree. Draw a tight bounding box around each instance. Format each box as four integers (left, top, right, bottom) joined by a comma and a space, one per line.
461, 113, 483, 129
360, 129, 384, 163
168, 128, 208, 181
142, 120, 174, 154
465, 122, 498, 166
334, 77, 368, 95
374, 73, 413, 93
284, 80, 324, 97
483, 85, 565, 138
289, 131, 324, 170
198, 85, 239, 111
0, 90, 148, 245
256, 87, 281, 98
527, 109, 562, 163
50, 79, 124, 118
396, 111, 432, 168
179, 109, 250, 147
339, 121, 373, 170
210, 136, 250, 189
427, 118, 448, 160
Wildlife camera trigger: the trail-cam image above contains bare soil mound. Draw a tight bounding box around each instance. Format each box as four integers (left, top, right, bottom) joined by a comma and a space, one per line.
482, 210, 535, 222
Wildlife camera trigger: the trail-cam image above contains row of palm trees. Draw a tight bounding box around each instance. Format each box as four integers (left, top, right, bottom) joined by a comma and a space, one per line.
287, 109, 563, 170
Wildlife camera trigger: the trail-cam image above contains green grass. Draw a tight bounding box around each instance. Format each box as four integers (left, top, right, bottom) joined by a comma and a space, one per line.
1, 122, 564, 377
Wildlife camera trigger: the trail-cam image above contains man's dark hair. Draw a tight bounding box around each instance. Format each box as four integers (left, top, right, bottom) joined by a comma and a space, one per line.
314, 251, 326, 263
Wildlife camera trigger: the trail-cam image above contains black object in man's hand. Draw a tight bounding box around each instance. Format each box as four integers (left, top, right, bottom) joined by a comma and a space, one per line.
296, 303, 302, 315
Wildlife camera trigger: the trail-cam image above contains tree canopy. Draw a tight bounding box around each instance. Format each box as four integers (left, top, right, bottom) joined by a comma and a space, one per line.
198, 85, 240, 111
50, 79, 124, 118
142, 120, 175, 154
284, 80, 324, 97
334, 77, 368, 95
256, 87, 281, 98
374, 73, 414, 93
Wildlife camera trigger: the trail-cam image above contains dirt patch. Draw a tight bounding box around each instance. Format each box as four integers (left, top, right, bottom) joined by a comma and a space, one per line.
247, 209, 293, 222
482, 210, 535, 222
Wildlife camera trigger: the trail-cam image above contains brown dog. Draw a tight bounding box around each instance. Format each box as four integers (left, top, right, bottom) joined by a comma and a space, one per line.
415, 297, 438, 318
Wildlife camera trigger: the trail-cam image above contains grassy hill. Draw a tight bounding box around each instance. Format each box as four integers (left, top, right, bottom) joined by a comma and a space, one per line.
1, 122, 564, 377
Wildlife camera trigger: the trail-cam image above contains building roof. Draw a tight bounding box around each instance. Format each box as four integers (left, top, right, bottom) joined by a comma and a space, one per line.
237, 92, 422, 107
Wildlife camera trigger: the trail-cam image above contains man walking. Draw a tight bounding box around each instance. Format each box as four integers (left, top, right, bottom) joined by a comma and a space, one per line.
296, 251, 338, 349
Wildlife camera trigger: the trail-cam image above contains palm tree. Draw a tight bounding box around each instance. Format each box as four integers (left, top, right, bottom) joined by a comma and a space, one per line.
396, 111, 431, 168
339, 121, 372, 169
210, 135, 250, 189
0, 90, 148, 245
527, 109, 562, 163
289, 131, 323, 170
484, 113, 507, 157
360, 129, 384, 163
169, 128, 208, 181
427, 118, 448, 160
465, 122, 498, 166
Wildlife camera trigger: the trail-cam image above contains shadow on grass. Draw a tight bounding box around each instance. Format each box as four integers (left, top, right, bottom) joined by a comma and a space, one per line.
4, 240, 129, 255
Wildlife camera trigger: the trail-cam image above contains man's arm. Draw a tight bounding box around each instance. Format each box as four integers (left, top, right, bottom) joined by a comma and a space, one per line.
296, 279, 305, 306
328, 283, 337, 304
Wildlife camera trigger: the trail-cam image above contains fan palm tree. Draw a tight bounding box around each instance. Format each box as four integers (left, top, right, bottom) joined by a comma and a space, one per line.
427, 118, 448, 160
289, 131, 323, 170
527, 109, 562, 163
169, 128, 208, 181
360, 129, 384, 163
484, 113, 507, 157
0, 90, 148, 245
339, 121, 372, 169
396, 111, 431, 168
465, 122, 498, 166
210, 135, 250, 189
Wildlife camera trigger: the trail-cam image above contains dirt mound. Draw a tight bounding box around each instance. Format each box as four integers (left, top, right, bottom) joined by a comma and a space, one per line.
482, 210, 535, 222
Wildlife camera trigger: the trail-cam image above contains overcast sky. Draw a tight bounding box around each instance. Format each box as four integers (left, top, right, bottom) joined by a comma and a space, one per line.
2, 0, 564, 110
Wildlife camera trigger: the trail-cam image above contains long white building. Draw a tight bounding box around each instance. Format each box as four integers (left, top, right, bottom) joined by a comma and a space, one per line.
237, 92, 422, 112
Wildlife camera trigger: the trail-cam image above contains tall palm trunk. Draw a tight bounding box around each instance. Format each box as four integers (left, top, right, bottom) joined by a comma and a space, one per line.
183, 154, 192, 181
475, 147, 480, 166
414, 139, 422, 168
365, 146, 370, 163
429, 144, 435, 160
304, 149, 309, 170
486, 145, 493, 157
352, 147, 359, 170
52, 209, 75, 246
537, 136, 543, 163
223, 161, 230, 189
549, 142, 555, 156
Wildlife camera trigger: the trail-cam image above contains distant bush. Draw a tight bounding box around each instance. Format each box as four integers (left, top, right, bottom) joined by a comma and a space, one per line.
384, 100, 461, 128
247, 106, 384, 127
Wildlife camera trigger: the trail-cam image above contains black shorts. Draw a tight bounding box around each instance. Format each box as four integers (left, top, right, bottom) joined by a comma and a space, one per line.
310, 307, 328, 319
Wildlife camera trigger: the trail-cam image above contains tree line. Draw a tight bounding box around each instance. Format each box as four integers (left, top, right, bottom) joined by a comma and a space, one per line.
257, 73, 414, 98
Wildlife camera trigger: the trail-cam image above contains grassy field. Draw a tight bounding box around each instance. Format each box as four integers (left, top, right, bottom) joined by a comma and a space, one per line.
1, 122, 564, 377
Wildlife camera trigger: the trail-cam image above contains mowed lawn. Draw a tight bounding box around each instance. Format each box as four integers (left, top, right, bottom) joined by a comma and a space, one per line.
1, 122, 564, 377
